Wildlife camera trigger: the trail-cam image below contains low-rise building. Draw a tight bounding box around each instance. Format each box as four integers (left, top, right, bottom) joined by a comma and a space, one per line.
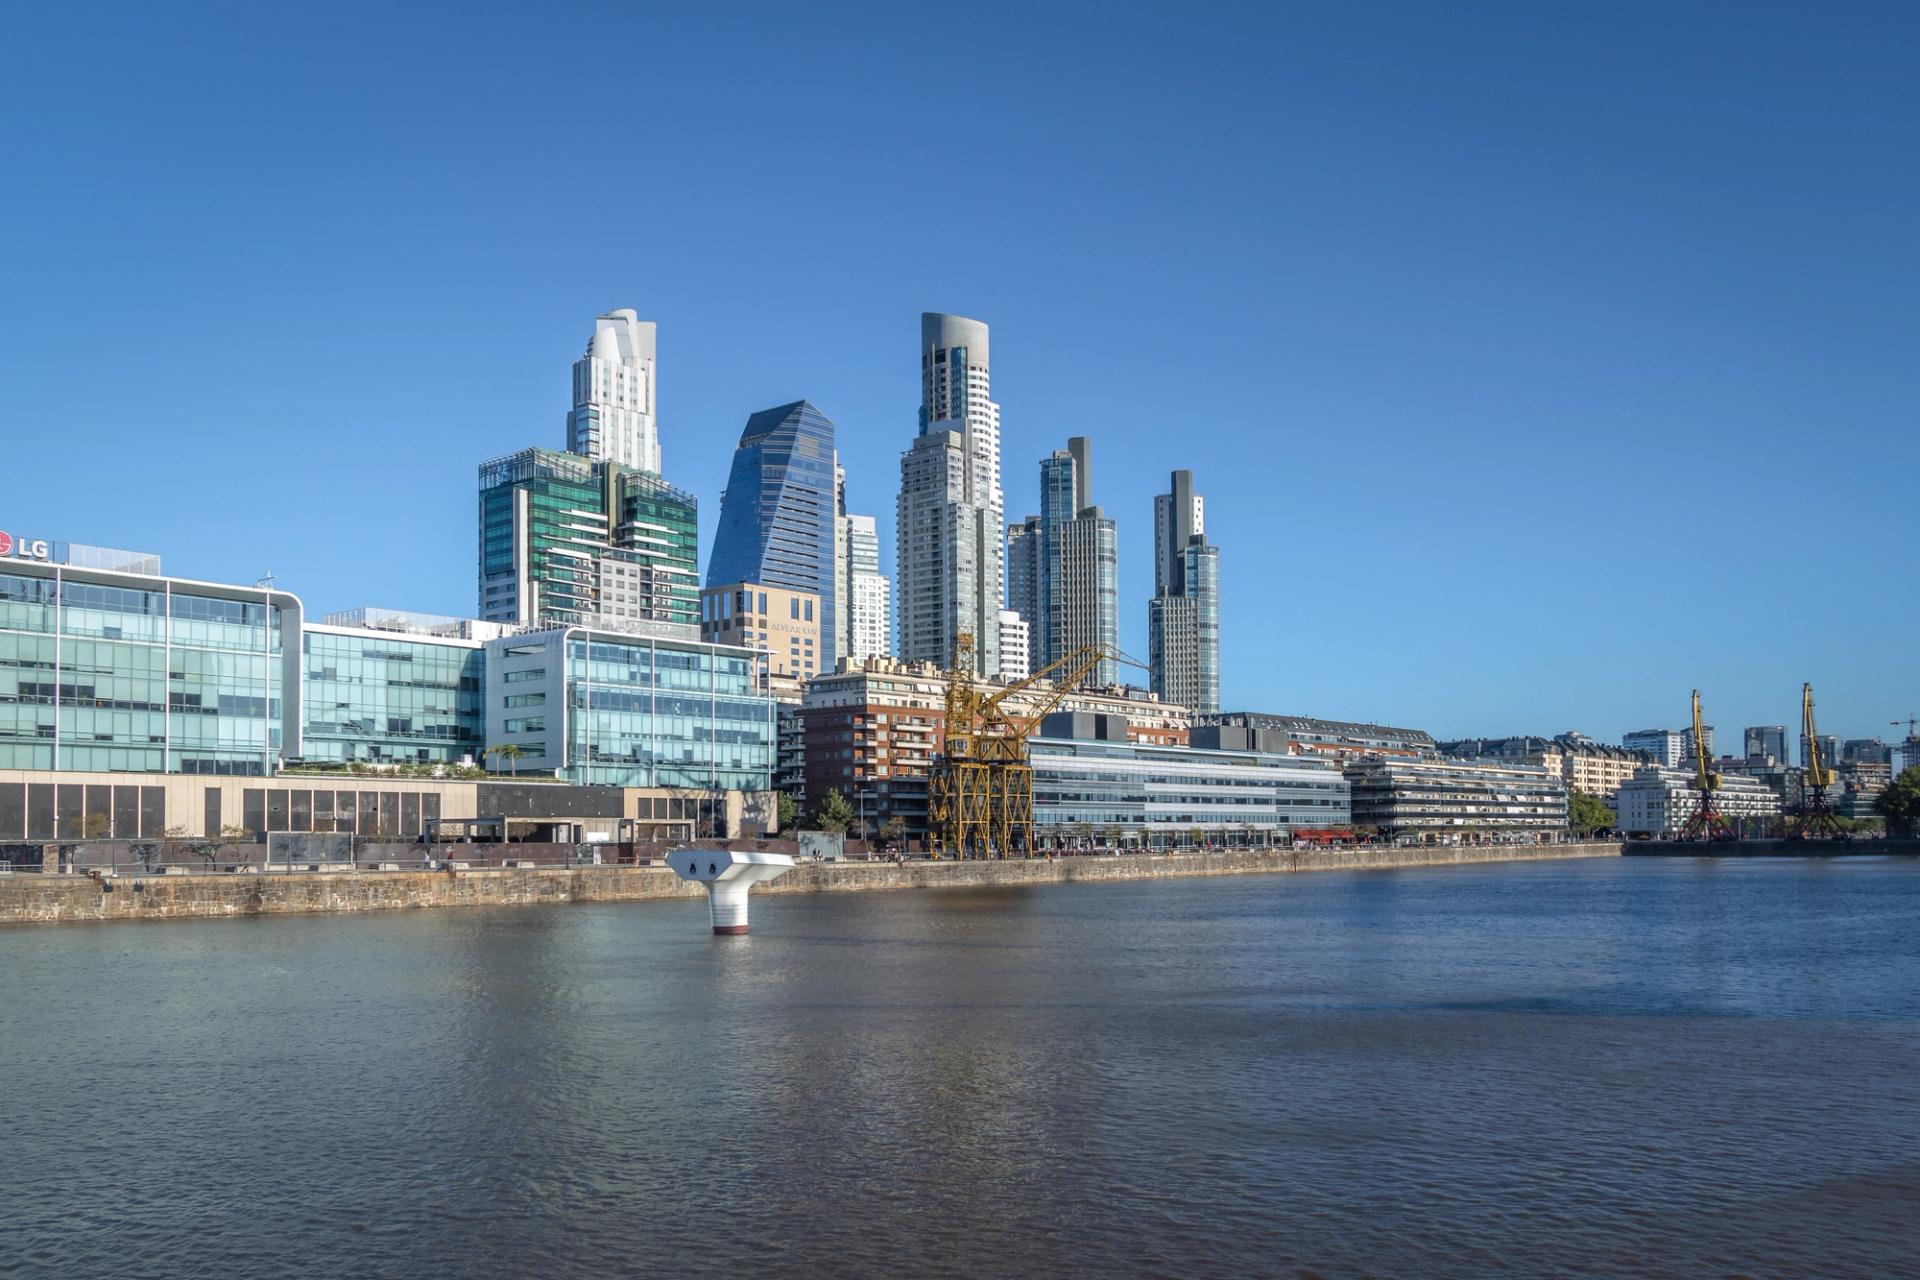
1029, 713, 1348, 849
1343, 756, 1568, 840
1615, 766, 1782, 836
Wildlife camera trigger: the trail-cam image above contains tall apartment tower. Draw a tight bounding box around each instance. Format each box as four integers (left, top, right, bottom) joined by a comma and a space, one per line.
1019, 437, 1117, 685
843, 514, 892, 664
897, 312, 1003, 674
707, 401, 840, 672
1147, 470, 1220, 714
1005, 514, 1043, 673
1623, 729, 1685, 767
566, 310, 660, 475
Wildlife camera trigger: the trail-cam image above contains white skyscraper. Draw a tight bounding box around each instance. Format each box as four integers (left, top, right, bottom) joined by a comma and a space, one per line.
843, 513, 892, 663
897, 312, 1003, 674
567, 309, 660, 475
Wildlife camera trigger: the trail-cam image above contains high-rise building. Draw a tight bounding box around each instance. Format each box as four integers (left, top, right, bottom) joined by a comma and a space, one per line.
566, 310, 660, 475
1623, 728, 1685, 767
996, 610, 1030, 680
477, 447, 698, 630
1147, 470, 1220, 714
1014, 438, 1117, 684
842, 514, 891, 664
1683, 723, 1716, 764
898, 312, 1002, 675
1744, 725, 1787, 762
1005, 514, 1042, 673
700, 583, 821, 679
707, 401, 839, 671
1841, 738, 1892, 765
1800, 732, 1839, 770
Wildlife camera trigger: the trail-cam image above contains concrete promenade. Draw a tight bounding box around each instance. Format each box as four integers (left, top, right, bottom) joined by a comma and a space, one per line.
0, 842, 1624, 926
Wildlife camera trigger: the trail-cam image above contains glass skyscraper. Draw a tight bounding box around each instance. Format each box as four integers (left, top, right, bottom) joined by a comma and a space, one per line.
707, 400, 839, 671
1010, 437, 1116, 684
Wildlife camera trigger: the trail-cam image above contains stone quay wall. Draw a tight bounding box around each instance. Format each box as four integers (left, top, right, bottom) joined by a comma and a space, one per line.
0, 842, 1623, 927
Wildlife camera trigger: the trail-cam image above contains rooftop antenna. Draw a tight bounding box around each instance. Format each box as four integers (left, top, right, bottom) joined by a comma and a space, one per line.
255, 571, 275, 589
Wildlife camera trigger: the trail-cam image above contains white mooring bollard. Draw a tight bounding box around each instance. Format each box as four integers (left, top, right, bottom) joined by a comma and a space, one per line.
665, 850, 797, 935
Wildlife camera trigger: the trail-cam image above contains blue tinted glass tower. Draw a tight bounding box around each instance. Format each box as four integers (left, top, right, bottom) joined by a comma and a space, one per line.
708, 401, 839, 670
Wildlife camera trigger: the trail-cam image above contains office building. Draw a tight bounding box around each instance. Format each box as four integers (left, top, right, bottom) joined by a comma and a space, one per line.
1615, 766, 1783, 835
1438, 736, 1654, 801
477, 447, 699, 631
1744, 725, 1787, 762
1623, 729, 1685, 768
566, 310, 660, 475
1841, 738, 1892, 765
301, 613, 488, 768
1344, 757, 1569, 838
481, 627, 773, 792
1682, 723, 1715, 763
1147, 470, 1220, 714
700, 583, 821, 680
707, 401, 839, 671
898, 312, 1003, 675
1029, 713, 1349, 848
842, 514, 891, 664
0, 554, 299, 777
996, 610, 1029, 680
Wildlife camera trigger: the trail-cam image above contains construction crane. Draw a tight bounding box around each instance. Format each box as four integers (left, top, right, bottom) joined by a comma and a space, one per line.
1791, 682, 1846, 840
927, 636, 1146, 859
1679, 688, 1731, 840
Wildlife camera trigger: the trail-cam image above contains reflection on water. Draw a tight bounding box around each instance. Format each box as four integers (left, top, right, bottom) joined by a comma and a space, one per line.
5, 857, 1920, 1278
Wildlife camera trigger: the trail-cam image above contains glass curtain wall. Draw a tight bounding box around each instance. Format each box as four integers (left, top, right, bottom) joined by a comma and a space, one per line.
563, 637, 771, 790
302, 631, 484, 765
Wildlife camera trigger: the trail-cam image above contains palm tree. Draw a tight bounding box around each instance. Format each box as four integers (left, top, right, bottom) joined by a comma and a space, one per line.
486, 743, 525, 777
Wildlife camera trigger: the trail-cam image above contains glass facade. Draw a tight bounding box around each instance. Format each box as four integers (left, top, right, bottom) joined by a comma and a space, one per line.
301, 629, 485, 765
478, 447, 699, 629
705, 401, 838, 669
561, 634, 772, 791
1030, 737, 1349, 845
0, 568, 286, 775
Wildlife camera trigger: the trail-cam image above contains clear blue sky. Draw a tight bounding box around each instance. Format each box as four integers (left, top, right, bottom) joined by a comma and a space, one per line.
2, 2, 1915, 747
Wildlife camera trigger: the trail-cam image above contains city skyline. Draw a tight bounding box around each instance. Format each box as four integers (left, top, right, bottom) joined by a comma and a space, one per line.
2, 5, 1913, 745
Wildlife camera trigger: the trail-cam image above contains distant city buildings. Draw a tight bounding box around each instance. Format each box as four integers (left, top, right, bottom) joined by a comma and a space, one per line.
566, 310, 660, 475
1623, 729, 1685, 768
1800, 732, 1839, 770
841, 514, 891, 664
1744, 725, 1787, 762
996, 610, 1030, 680
1682, 722, 1715, 764
707, 400, 840, 671
1147, 470, 1220, 715
1438, 736, 1653, 801
1199, 712, 1434, 761
1005, 514, 1042, 673
898, 312, 1003, 675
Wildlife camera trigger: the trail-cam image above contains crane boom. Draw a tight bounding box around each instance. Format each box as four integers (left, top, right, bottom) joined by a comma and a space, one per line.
1792, 681, 1846, 839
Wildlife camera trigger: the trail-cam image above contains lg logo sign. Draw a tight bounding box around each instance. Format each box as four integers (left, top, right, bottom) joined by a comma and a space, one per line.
0, 531, 52, 561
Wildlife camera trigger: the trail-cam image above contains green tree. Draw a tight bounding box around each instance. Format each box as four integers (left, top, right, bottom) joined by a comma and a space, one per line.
486, 743, 525, 777
776, 792, 800, 834
813, 789, 855, 834
880, 815, 907, 846
1568, 790, 1615, 837
1875, 767, 1920, 837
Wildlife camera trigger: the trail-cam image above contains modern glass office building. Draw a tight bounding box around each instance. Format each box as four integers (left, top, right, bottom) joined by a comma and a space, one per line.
300, 625, 486, 766
478, 447, 699, 631
707, 400, 839, 670
0, 560, 301, 776
1029, 732, 1349, 846
483, 627, 774, 792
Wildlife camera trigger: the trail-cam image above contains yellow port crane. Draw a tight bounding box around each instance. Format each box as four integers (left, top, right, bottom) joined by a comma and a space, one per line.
1679, 688, 1732, 840
1792, 682, 1847, 840
928, 636, 1145, 859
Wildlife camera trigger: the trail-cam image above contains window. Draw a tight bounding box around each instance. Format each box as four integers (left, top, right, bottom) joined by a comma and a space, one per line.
505, 693, 545, 708
804, 600, 813, 622
503, 668, 545, 683
504, 717, 546, 734
790, 598, 799, 620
